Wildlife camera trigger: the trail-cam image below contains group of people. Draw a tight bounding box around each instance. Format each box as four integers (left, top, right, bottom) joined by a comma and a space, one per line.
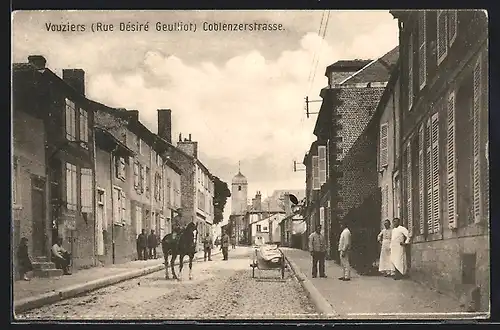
307, 218, 410, 281
136, 229, 160, 260
16, 236, 72, 281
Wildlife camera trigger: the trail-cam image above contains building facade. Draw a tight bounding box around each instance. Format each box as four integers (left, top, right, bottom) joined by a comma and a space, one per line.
391, 9, 489, 311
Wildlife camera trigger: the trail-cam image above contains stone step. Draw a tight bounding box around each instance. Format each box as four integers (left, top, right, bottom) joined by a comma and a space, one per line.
33, 256, 49, 263
32, 268, 64, 278
32, 261, 57, 270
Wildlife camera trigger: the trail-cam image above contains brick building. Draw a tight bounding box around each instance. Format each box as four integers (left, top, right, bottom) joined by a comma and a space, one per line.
390, 9, 489, 311
13, 56, 97, 272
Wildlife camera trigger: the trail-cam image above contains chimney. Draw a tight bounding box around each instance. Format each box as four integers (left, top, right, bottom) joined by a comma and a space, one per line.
62, 69, 85, 96
157, 109, 172, 143
128, 110, 139, 121
188, 133, 192, 141
177, 135, 198, 158
179, 133, 182, 142
27, 55, 47, 71
255, 192, 262, 212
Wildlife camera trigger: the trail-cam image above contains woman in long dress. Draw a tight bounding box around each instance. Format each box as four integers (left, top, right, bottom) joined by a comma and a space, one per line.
377, 220, 394, 277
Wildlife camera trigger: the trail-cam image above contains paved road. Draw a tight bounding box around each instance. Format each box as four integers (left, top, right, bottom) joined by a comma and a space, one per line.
16, 247, 318, 320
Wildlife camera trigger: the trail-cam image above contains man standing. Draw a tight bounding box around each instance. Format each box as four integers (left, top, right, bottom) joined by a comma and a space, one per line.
51, 237, 72, 275
137, 229, 148, 260
220, 229, 230, 260
147, 229, 158, 259
203, 233, 213, 261
338, 222, 352, 281
308, 224, 327, 278
390, 218, 410, 280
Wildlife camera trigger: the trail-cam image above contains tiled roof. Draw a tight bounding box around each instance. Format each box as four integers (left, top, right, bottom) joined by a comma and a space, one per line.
326, 59, 372, 72
341, 46, 399, 84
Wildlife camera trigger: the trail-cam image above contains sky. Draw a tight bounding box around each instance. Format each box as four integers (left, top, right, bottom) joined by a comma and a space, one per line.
12, 10, 399, 223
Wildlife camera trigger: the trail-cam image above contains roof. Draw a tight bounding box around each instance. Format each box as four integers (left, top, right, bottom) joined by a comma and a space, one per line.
325, 59, 372, 75
339, 46, 399, 85
197, 159, 213, 178
249, 213, 285, 226
232, 171, 247, 184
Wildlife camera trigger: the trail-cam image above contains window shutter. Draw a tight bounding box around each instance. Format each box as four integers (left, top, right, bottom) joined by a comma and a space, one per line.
113, 188, 121, 225
437, 10, 448, 65
447, 92, 457, 229
419, 11, 427, 90
326, 141, 330, 181
408, 34, 414, 110
473, 57, 483, 224
121, 191, 127, 224
426, 119, 434, 234
431, 113, 441, 233
406, 142, 413, 237
66, 163, 73, 209
379, 123, 389, 169
381, 185, 388, 220
312, 155, 320, 190
133, 162, 139, 188
448, 10, 458, 46
418, 125, 425, 235
318, 145, 327, 185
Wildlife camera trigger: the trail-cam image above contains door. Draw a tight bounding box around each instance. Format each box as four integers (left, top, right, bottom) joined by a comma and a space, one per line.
96, 190, 105, 256
31, 176, 46, 257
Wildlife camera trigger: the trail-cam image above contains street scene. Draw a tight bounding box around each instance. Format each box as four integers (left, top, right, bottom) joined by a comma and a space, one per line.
12, 9, 489, 320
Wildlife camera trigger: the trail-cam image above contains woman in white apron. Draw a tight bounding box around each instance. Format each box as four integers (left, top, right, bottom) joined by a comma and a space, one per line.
377, 220, 394, 277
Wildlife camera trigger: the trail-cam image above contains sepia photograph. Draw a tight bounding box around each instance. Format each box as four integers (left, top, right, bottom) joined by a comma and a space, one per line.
11, 9, 489, 320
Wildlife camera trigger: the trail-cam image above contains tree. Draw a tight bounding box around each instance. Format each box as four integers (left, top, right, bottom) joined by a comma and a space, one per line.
213, 176, 231, 225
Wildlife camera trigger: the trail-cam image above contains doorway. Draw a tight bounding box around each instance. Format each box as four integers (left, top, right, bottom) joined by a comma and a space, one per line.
31, 175, 47, 257
96, 189, 105, 256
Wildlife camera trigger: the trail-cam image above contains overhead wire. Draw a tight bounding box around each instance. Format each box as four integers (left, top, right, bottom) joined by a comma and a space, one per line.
309, 10, 331, 94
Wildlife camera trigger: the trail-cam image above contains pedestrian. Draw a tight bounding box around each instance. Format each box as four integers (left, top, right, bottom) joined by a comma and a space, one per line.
203, 233, 213, 261
51, 237, 72, 275
137, 229, 148, 260
338, 222, 352, 281
390, 218, 410, 280
377, 219, 395, 277
17, 237, 33, 281
231, 236, 236, 249
308, 224, 327, 278
148, 229, 158, 259
220, 230, 230, 260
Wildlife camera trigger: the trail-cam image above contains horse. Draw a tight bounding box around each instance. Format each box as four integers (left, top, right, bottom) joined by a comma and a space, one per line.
161, 222, 198, 281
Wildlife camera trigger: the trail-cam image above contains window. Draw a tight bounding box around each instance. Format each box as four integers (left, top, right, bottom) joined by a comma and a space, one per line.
13, 156, 19, 205
405, 142, 413, 237
166, 178, 171, 206
473, 57, 484, 224
418, 125, 425, 235
312, 155, 320, 190
135, 205, 143, 235
79, 108, 89, 148
263, 226, 268, 231
80, 168, 93, 213
256, 224, 261, 232
408, 32, 414, 110
115, 157, 126, 181
379, 123, 389, 169
140, 165, 145, 193
318, 145, 327, 185
113, 187, 122, 225
448, 10, 458, 46
426, 112, 441, 234
437, 10, 448, 65
136, 137, 142, 154
418, 11, 427, 90
447, 91, 458, 229
145, 167, 150, 196
65, 163, 78, 210
65, 99, 77, 141
121, 191, 127, 224
133, 161, 139, 189
238, 185, 241, 191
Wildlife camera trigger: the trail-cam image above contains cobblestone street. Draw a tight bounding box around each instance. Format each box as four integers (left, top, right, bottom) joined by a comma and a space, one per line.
16, 247, 318, 320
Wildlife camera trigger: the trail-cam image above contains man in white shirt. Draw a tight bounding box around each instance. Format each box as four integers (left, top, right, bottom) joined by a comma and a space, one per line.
308, 224, 327, 278
51, 237, 72, 275
390, 218, 410, 280
338, 222, 352, 281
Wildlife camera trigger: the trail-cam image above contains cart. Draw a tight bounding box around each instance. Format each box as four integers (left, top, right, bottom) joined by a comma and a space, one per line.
250, 245, 286, 279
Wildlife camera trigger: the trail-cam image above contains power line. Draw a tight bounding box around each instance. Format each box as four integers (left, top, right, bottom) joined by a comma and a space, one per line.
307, 10, 326, 90
309, 10, 331, 94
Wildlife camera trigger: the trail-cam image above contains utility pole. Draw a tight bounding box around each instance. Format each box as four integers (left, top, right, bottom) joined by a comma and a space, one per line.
304, 96, 322, 118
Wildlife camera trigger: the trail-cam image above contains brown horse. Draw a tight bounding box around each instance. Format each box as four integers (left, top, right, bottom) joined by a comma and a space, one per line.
161, 222, 198, 280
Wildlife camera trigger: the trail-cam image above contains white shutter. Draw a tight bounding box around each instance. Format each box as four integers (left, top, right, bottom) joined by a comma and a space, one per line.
431, 113, 441, 233
419, 11, 427, 90
312, 155, 320, 190
437, 10, 448, 65
326, 141, 330, 181
418, 125, 425, 234
408, 34, 414, 110
318, 145, 327, 185
426, 119, 434, 234
319, 207, 325, 236
448, 10, 458, 46
406, 142, 413, 237
473, 57, 483, 223
121, 191, 127, 224
379, 123, 389, 169
113, 188, 120, 225
447, 92, 458, 229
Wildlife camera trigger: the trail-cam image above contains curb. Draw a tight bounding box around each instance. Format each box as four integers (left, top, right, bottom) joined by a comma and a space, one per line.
15, 250, 223, 314
284, 255, 339, 319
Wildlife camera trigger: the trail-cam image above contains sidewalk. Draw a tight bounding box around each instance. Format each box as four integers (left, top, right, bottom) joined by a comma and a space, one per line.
282, 248, 475, 319
13, 249, 221, 314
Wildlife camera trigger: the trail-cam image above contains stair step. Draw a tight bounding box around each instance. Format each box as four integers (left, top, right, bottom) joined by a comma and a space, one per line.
33, 268, 64, 278
34, 256, 49, 262
32, 261, 57, 270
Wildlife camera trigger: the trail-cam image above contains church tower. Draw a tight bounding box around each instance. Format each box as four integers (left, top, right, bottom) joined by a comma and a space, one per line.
231, 162, 248, 215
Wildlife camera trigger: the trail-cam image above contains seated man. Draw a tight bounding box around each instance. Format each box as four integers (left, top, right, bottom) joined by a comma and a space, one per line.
52, 237, 72, 275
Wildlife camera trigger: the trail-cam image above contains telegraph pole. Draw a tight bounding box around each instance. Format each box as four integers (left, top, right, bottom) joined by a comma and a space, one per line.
304, 96, 322, 118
